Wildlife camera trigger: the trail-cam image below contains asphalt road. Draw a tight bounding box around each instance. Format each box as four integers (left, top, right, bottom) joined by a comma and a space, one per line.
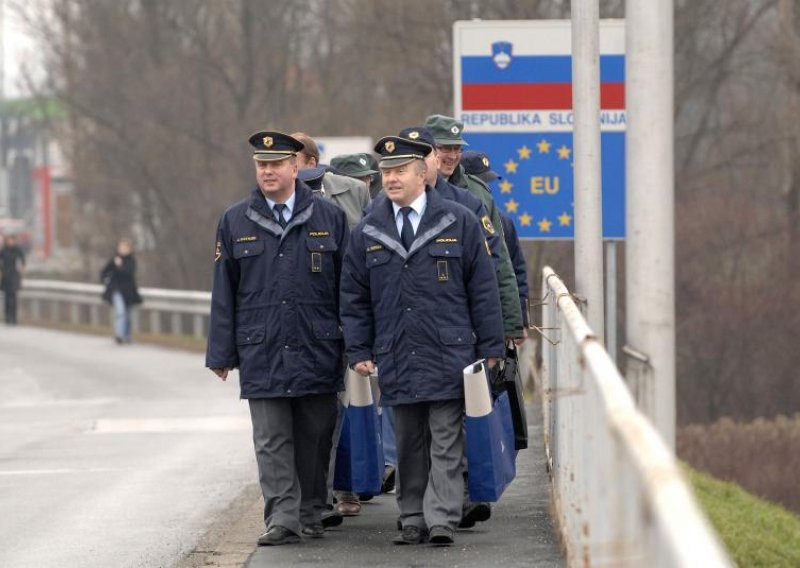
0, 326, 255, 568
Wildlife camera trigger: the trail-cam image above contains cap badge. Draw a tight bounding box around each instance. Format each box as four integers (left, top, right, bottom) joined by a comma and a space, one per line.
385, 141, 395, 153
263, 136, 274, 148
482, 157, 490, 167
408, 131, 420, 139
359, 157, 367, 165
451, 126, 460, 134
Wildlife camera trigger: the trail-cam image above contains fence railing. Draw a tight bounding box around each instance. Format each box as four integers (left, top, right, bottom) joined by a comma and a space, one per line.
19, 279, 211, 340
540, 266, 731, 567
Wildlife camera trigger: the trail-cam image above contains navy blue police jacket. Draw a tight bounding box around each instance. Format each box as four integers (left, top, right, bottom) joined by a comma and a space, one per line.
341, 186, 505, 406
500, 213, 530, 327
206, 180, 349, 399
365, 175, 503, 272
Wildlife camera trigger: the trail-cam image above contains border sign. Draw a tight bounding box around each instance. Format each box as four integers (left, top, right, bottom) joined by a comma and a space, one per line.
453, 20, 626, 240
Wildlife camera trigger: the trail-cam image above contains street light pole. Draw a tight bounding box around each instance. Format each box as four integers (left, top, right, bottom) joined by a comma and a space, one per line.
571, 0, 605, 339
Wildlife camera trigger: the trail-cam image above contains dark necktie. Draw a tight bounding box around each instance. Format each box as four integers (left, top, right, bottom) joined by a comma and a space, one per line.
273, 204, 288, 229
400, 206, 415, 251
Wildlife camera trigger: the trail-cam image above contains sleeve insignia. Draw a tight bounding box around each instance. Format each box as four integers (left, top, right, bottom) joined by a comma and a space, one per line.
481, 215, 496, 235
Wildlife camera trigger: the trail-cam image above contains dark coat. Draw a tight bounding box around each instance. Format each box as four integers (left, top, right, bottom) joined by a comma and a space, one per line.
100, 254, 142, 306
0, 245, 25, 292
341, 187, 504, 406
206, 181, 350, 399
500, 213, 530, 327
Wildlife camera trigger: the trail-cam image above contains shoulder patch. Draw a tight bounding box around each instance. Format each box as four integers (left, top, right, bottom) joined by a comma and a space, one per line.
481, 215, 496, 235
435, 237, 459, 243
308, 231, 331, 237
367, 244, 384, 252
235, 235, 258, 243
214, 241, 222, 262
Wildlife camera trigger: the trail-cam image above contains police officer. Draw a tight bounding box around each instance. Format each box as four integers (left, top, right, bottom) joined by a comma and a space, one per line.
341, 136, 504, 546
0, 233, 25, 325
423, 114, 524, 344
291, 132, 371, 229
206, 131, 349, 545
462, 150, 530, 330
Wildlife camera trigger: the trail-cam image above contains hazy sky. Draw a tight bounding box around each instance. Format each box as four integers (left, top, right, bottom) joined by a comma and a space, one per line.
2, 1, 40, 98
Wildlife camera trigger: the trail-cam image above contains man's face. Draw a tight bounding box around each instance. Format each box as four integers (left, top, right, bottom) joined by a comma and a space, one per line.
254, 158, 297, 196
435, 144, 463, 177
423, 152, 439, 186
295, 152, 316, 169
381, 161, 425, 207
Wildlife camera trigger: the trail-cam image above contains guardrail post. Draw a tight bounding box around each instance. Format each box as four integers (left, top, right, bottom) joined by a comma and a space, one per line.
30, 298, 41, 322
150, 310, 161, 335
193, 315, 205, 340
171, 312, 182, 336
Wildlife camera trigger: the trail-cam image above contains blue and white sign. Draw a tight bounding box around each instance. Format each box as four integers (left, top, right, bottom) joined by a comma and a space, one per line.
453, 20, 626, 240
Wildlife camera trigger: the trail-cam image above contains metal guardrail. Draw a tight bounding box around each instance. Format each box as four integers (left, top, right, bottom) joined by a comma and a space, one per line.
540, 266, 731, 567
19, 279, 211, 339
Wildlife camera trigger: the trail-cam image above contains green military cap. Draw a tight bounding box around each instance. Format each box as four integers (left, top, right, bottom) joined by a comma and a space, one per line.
330, 153, 378, 178
423, 114, 469, 146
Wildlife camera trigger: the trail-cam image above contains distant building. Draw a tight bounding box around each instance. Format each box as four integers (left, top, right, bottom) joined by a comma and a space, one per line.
0, 97, 74, 259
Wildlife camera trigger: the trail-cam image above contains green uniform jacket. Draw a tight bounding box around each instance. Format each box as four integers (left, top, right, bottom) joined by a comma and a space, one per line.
449, 164, 524, 338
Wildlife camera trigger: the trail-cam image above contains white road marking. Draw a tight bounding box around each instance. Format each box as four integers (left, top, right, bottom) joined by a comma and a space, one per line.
0, 468, 120, 476
90, 416, 250, 433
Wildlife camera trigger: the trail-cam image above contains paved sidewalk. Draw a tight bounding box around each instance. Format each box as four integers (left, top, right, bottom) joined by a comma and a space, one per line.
244, 402, 565, 568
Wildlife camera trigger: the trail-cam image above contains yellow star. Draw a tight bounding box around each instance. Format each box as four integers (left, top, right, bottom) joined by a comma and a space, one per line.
538, 218, 552, 233
517, 145, 532, 160
558, 211, 572, 226
505, 199, 519, 213
557, 145, 571, 160
537, 139, 551, 154
499, 180, 513, 194
504, 159, 518, 174
519, 212, 532, 227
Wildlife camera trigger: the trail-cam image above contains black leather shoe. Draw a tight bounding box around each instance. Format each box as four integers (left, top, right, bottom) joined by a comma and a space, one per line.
321, 510, 343, 528
458, 502, 492, 528
392, 525, 428, 545
257, 526, 300, 546
429, 525, 455, 546
301, 524, 325, 538
382, 465, 396, 493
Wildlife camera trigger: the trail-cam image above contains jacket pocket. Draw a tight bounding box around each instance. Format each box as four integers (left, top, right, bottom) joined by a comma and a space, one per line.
427, 243, 463, 258
438, 326, 477, 346
233, 240, 264, 259
366, 249, 391, 268
312, 320, 343, 340
237, 325, 265, 345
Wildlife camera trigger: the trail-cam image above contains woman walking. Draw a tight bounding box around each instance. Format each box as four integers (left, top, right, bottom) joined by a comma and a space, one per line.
101, 238, 142, 344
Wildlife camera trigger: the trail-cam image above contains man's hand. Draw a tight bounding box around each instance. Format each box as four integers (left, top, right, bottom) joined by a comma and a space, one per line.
353, 360, 376, 377
486, 357, 499, 369
513, 327, 529, 346
211, 368, 231, 381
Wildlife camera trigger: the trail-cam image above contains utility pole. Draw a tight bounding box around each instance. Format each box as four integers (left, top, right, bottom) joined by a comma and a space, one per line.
625, 0, 676, 449
571, 0, 605, 339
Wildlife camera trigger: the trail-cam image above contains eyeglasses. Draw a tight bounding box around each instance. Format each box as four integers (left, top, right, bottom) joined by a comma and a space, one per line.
436, 146, 463, 155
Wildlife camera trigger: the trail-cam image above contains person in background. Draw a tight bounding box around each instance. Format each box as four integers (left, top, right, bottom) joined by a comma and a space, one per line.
291, 132, 371, 229
462, 150, 530, 332
330, 153, 379, 194
0, 234, 26, 325
100, 238, 142, 344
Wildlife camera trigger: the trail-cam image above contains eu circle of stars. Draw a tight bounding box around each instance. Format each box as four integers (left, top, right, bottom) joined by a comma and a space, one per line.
463, 132, 626, 240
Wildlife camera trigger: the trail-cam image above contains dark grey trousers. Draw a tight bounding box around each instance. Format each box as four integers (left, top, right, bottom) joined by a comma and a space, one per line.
248, 394, 338, 535
394, 400, 465, 531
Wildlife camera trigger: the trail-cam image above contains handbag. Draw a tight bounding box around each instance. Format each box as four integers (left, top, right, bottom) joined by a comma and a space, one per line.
490, 344, 529, 450
463, 361, 517, 502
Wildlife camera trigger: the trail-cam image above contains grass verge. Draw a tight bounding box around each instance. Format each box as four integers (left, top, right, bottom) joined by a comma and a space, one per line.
686, 465, 800, 567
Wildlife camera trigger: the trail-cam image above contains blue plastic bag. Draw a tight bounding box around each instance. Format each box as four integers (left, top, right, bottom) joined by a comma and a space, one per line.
465, 391, 517, 502
333, 402, 383, 495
